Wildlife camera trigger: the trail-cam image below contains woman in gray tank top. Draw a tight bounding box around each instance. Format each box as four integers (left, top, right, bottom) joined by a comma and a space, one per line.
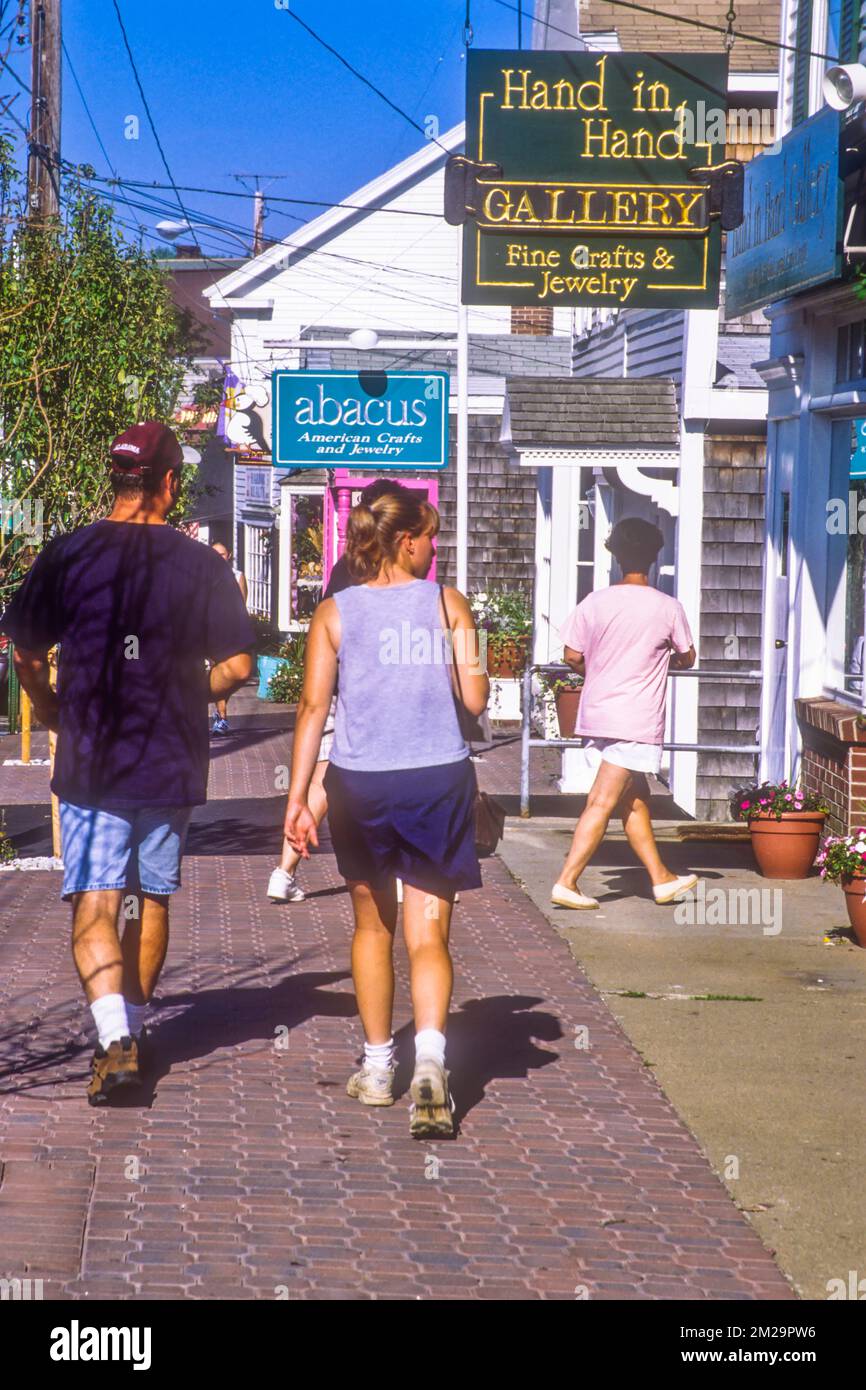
284, 491, 489, 1138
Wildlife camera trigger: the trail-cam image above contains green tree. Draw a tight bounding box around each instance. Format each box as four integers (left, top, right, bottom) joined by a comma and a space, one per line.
0, 143, 201, 601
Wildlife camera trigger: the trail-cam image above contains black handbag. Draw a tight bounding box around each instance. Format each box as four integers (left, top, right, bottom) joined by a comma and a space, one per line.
439, 586, 506, 857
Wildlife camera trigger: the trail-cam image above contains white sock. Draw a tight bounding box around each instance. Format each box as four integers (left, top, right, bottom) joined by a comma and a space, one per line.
125, 1001, 148, 1038
364, 1037, 394, 1073
90, 993, 129, 1049
414, 1028, 446, 1068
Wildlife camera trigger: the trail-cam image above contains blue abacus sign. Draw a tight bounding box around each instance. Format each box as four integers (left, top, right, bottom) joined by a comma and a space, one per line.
272, 370, 449, 469
851, 418, 866, 479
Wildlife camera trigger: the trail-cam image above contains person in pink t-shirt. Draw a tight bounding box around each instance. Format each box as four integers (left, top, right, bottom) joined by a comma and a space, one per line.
551, 517, 700, 910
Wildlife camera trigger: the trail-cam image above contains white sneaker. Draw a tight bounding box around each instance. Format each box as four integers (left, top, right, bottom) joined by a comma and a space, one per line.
551, 882, 600, 910
652, 873, 699, 905
409, 1056, 455, 1138
267, 868, 306, 902
346, 1064, 395, 1107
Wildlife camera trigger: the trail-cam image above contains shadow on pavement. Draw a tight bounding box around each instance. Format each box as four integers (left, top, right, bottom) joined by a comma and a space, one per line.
393, 994, 562, 1134
123, 969, 356, 1105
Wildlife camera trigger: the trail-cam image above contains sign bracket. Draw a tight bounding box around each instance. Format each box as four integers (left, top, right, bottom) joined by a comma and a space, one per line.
686, 159, 745, 231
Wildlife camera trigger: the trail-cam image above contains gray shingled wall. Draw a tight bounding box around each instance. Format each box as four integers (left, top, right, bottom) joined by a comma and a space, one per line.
436, 415, 535, 597
696, 436, 766, 820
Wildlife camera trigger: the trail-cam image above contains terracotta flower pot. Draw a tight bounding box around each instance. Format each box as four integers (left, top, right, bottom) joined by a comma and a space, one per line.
748, 811, 826, 879
841, 875, 866, 948
487, 635, 529, 679
555, 687, 582, 738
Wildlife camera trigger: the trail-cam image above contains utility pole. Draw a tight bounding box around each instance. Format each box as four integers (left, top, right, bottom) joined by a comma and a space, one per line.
231, 173, 286, 255
28, 0, 62, 224
253, 189, 264, 255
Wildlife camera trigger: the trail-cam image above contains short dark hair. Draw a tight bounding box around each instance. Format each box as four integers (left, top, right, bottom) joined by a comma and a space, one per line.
605, 517, 664, 574
109, 463, 179, 499
359, 478, 409, 507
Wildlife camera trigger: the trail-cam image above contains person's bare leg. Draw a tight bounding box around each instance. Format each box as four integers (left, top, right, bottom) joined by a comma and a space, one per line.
349, 879, 398, 1044
401, 885, 453, 1033
71, 889, 124, 1003
619, 774, 678, 888
280, 760, 329, 875
120, 893, 170, 1004
558, 761, 633, 890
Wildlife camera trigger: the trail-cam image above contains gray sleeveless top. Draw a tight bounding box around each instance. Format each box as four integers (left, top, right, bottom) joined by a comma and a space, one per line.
330, 578, 468, 772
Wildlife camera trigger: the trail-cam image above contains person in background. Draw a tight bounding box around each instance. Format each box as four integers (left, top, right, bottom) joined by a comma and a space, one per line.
267, 478, 410, 904
210, 542, 248, 735
283, 489, 488, 1137
551, 516, 699, 910
0, 422, 255, 1105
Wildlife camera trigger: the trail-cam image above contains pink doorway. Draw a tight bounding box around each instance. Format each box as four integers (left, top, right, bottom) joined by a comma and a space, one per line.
323, 471, 440, 587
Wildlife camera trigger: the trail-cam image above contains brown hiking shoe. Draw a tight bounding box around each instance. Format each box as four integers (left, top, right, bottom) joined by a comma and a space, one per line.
86, 1036, 141, 1106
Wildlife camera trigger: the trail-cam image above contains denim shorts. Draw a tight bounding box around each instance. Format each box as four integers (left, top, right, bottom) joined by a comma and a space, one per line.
323, 758, 482, 897
59, 801, 193, 902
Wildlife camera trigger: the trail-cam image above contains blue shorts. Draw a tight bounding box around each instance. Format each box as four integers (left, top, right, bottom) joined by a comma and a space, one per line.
59, 801, 192, 902
324, 758, 482, 898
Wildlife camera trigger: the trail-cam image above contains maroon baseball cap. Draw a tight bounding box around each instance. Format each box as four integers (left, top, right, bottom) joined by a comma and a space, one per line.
109, 421, 183, 477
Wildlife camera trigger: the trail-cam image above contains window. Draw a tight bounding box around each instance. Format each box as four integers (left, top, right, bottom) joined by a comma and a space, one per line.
576, 474, 596, 603
244, 525, 273, 618
792, 0, 814, 126
844, 477, 866, 697
792, 0, 859, 124
280, 486, 325, 630
837, 319, 866, 385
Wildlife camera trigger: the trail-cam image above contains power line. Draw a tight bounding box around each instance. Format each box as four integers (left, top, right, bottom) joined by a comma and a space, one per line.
110, 1, 199, 234
286, 8, 451, 154
109, 0, 259, 375
61, 37, 149, 244
92, 175, 441, 220
492, 0, 839, 63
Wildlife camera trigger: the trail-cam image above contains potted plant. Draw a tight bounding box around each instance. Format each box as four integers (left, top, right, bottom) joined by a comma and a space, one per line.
731, 780, 829, 879
540, 671, 583, 737
816, 831, 866, 947
265, 634, 307, 705
470, 589, 532, 678
252, 617, 284, 699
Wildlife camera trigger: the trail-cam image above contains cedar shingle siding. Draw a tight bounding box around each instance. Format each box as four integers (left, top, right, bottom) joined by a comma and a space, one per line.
436, 416, 536, 596
697, 436, 766, 820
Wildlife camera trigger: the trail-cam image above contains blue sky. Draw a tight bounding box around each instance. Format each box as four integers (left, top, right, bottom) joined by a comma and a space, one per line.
4, 0, 527, 255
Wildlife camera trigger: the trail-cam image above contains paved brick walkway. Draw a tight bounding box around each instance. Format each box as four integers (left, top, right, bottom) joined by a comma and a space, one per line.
0, 710, 795, 1300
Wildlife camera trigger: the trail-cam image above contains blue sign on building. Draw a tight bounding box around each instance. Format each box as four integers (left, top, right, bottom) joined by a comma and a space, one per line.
850, 418, 866, 479
272, 370, 449, 469
725, 107, 842, 320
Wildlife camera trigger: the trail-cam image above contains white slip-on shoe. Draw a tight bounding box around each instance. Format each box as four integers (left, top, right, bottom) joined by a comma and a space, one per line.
551, 882, 600, 910
346, 1064, 396, 1107
267, 868, 306, 902
652, 873, 699, 905
409, 1056, 455, 1138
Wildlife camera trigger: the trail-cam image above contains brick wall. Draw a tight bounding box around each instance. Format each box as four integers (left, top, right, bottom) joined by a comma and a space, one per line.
436, 414, 536, 597
511, 306, 555, 336
697, 435, 766, 820
798, 699, 866, 834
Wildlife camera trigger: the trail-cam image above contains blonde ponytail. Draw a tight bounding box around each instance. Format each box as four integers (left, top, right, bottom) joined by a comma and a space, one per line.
344, 492, 439, 581
344, 503, 382, 582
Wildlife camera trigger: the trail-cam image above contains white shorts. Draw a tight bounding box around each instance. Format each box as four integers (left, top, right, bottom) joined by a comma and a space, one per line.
584, 738, 662, 775
318, 697, 337, 763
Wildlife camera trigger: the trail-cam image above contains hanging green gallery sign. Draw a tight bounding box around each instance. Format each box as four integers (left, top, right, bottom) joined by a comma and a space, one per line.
461, 50, 730, 309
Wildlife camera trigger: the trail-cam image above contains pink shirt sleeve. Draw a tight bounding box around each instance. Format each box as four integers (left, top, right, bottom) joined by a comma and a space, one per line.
558, 603, 589, 653
671, 601, 694, 654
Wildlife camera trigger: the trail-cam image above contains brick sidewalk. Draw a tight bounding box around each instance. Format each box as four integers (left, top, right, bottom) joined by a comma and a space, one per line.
0, 714, 795, 1301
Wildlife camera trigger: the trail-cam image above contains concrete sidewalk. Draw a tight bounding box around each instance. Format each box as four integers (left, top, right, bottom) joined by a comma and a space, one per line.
0, 702, 797, 1300
499, 816, 866, 1300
